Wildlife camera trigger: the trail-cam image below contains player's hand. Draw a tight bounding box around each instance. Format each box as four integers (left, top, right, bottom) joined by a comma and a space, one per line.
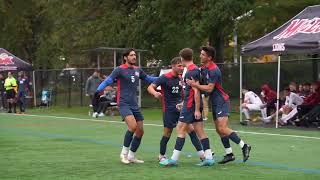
186, 78, 199, 87
241, 103, 247, 108
194, 110, 201, 120
176, 103, 183, 111
153, 92, 162, 99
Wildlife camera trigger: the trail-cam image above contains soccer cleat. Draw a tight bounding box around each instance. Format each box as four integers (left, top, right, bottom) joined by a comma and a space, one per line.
98, 112, 105, 117
128, 158, 144, 164
218, 153, 235, 164
242, 144, 251, 162
92, 112, 98, 118
159, 159, 177, 167
240, 120, 249, 126
158, 155, 167, 162
120, 155, 130, 164
197, 159, 215, 166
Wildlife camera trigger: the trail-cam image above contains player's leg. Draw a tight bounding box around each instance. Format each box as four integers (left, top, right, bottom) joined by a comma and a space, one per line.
126, 107, 145, 163
186, 124, 204, 160
241, 106, 251, 125
214, 118, 236, 164
160, 121, 188, 166
127, 119, 145, 163
192, 121, 214, 166
159, 127, 173, 161
215, 117, 251, 162
202, 95, 209, 120
120, 114, 137, 164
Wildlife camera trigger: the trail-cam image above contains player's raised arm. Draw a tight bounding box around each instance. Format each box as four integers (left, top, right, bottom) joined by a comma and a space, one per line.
96, 68, 120, 92
139, 69, 158, 83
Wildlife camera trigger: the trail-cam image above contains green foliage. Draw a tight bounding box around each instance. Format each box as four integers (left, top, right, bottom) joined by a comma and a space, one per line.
0, 0, 318, 68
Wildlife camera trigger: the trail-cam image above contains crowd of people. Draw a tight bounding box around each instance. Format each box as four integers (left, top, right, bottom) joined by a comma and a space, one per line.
241, 81, 320, 127
0, 71, 31, 114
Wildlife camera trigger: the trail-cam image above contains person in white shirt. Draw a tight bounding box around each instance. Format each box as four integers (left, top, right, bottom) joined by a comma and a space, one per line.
241, 88, 267, 124
263, 87, 303, 125
279, 87, 304, 125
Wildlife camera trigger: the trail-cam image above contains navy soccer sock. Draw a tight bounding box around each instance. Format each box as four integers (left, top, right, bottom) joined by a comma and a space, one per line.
123, 130, 134, 148
130, 136, 142, 152
188, 131, 202, 151
160, 136, 170, 155
229, 132, 241, 144
221, 136, 231, 148
200, 138, 210, 151
174, 137, 185, 151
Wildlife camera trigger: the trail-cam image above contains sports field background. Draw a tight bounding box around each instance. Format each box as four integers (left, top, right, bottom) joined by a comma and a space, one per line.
1, 107, 320, 180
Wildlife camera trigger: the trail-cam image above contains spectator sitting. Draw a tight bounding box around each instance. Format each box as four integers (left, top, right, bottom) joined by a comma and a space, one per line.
298, 83, 303, 95
299, 82, 311, 98
92, 86, 117, 118
289, 81, 297, 93
260, 84, 277, 116
276, 87, 304, 125
281, 82, 320, 126
262, 87, 302, 124
295, 81, 320, 125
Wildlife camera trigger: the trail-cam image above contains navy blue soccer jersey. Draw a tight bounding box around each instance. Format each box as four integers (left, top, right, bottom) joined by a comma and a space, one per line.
203, 62, 229, 105
109, 64, 148, 106
182, 64, 201, 110
152, 71, 183, 112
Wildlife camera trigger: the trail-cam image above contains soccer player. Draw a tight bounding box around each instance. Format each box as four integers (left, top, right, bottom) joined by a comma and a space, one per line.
17, 71, 30, 114
186, 46, 251, 164
241, 87, 267, 124
96, 48, 157, 164
159, 48, 214, 167
147, 57, 204, 162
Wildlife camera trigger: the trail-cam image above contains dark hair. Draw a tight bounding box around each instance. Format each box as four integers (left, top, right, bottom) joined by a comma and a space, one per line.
201, 46, 216, 60
123, 48, 135, 57
179, 48, 193, 61
242, 85, 250, 91
303, 82, 311, 86
171, 57, 182, 65
284, 87, 290, 91
94, 69, 100, 73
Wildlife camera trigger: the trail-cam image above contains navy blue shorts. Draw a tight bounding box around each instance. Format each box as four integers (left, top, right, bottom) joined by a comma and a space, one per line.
163, 111, 179, 129
179, 108, 203, 124
119, 106, 144, 121
212, 101, 230, 120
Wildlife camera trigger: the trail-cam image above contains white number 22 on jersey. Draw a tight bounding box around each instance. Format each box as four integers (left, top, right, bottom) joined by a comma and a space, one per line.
172, 86, 179, 93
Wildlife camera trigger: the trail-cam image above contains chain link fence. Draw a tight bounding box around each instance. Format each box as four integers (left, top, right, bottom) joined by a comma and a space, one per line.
26, 58, 319, 113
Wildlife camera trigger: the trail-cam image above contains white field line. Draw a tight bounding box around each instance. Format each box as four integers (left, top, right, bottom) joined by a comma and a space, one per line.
5, 113, 320, 140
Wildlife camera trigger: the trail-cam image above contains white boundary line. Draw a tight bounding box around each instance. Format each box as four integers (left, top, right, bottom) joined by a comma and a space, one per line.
4, 113, 320, 140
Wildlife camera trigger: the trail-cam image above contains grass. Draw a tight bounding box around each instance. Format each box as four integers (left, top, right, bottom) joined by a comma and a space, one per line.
0, 107, 320, 180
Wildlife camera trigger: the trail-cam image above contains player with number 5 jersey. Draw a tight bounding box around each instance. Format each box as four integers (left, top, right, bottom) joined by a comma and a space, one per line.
96, 48, 157, 164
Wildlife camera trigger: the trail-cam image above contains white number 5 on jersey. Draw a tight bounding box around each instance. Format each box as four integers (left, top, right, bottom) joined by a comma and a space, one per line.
131, 75, 135, 83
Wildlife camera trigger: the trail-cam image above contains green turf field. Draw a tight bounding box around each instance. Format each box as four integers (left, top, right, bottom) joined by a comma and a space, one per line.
0, 107, 320, 180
